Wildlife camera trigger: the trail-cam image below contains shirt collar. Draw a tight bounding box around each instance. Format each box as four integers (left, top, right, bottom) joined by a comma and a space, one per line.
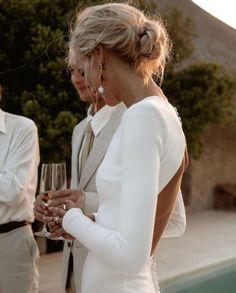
0, 109, 6, 134
86, 105, 113, 137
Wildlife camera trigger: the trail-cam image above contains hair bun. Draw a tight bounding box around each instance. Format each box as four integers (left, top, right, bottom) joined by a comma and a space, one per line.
70, 3, 171, 83
137, 21, 166, 60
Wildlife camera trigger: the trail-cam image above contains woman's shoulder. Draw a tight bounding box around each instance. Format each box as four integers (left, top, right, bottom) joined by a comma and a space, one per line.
124, 96, 169, 123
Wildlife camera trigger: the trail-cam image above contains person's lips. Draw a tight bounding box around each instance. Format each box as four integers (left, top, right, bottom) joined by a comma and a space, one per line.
78, 86, 87, 90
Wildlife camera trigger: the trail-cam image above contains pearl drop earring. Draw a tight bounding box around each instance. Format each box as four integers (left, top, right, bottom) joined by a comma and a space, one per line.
98, 85, 104, 94
98, 60, 104, 94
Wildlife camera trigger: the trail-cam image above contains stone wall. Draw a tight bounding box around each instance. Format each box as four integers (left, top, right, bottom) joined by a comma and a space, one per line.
186, 125, 236, 210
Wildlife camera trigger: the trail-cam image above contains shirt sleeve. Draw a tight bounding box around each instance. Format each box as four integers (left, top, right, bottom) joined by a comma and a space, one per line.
63, 103, 166, 273
0, 122, 39, 205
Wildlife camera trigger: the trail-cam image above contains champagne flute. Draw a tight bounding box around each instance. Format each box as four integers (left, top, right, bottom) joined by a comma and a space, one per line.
35, 163, 55, 237
48, 162, 67, 240
35, 163, 67, 238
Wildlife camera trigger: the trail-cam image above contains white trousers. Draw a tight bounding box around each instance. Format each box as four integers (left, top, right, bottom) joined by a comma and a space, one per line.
0, 225, 39, 293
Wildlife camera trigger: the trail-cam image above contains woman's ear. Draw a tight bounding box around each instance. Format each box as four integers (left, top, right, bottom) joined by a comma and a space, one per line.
93, 45, 104, 65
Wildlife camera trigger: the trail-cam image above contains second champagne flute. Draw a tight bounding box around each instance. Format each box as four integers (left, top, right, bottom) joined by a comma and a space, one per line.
48, 162, 67, 240
34, 163, 54, 237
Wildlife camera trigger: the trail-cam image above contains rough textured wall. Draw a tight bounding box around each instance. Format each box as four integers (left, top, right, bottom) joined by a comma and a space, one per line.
189, 126, 236, 210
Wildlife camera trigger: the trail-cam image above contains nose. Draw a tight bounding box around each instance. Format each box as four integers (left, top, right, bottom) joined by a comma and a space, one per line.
71, 70, 83, 84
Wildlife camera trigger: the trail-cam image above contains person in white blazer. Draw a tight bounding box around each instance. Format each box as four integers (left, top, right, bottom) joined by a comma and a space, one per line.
34, 51, 126, 292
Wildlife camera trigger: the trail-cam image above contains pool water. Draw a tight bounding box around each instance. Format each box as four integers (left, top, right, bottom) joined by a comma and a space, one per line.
161, 260, 236, 293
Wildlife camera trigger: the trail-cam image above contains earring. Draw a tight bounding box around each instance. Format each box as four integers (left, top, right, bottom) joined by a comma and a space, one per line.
98, 60, 104, 94
98, 85, 104, 94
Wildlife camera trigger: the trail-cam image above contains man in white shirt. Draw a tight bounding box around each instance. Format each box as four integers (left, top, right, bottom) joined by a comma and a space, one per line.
59, 103, 125, 293
0, 85, 40, 292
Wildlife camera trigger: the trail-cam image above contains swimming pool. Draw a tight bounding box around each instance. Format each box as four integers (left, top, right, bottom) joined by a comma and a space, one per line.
161, 260, 236, 293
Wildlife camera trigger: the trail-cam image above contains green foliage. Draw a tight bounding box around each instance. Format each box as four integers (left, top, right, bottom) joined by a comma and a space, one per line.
0, 0, 84, 168
0, 0, 235, 164
163, 63, 236, 157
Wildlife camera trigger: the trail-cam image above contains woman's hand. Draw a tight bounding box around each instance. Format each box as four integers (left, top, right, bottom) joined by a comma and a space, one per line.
50, 188, 86, 212
46, 198, 80, 227
47, 202, 75, 239
49, 188, 85, 208
47, 191, 94, 239
47, 217, 74, 240
33, 194, 53, 223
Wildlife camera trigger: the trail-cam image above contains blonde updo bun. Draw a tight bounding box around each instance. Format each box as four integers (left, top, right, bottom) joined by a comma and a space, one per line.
69, 3, 171, 82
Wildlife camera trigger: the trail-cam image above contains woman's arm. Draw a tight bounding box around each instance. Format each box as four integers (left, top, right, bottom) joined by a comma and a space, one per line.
63, 104, 165, 273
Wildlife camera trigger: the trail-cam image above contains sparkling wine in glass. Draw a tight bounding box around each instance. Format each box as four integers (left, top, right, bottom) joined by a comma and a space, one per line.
48, 162, 67, 240
41, 191, 54, 206
34, 163, 54, 237
34, 163, 67, 238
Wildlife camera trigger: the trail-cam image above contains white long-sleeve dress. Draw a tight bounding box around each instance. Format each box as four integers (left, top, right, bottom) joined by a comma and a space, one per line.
63, 96, 187, 293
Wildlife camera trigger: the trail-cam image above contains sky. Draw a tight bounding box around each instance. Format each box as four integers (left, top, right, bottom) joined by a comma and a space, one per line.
191, 0, 236, 29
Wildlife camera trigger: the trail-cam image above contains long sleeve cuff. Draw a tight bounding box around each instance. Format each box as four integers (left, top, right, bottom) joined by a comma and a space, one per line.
62, 208, 93, 240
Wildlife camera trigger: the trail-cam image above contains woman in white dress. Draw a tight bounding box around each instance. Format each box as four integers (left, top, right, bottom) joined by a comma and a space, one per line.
51, 3, 188, 292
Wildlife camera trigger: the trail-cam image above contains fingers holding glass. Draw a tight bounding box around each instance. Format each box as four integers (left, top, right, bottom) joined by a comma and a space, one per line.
34, 163, 67, 239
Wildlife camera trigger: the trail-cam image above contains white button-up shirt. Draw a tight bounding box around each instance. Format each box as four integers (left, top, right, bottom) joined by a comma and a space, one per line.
79, 103, 126, 170
0, 109, 39, 224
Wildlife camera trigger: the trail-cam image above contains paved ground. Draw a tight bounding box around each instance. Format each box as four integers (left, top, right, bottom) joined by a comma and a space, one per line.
39, 210, 236, 292
39, 251, 63, 293
156, 210, 236, 286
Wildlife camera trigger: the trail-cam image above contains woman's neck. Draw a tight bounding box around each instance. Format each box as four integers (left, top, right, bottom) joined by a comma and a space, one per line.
120, 74, 165, 108
91, 97, 106, 114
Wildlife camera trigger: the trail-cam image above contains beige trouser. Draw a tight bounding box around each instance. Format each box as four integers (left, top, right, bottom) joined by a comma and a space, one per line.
0, 225, 39, 293
66, 271, 77, 293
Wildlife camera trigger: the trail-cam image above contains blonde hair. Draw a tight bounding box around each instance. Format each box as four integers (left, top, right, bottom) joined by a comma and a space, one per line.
69, 3, 171, 83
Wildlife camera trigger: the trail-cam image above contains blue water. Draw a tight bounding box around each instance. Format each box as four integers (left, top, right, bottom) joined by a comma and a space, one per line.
161, 261, 236, 293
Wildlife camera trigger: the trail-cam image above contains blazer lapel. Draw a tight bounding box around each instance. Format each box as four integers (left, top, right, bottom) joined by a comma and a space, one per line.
79, 107, 123, 190
71, 120, 86, 189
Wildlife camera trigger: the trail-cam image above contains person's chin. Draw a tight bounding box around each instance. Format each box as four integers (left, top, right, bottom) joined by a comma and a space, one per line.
79, 94, 92, 103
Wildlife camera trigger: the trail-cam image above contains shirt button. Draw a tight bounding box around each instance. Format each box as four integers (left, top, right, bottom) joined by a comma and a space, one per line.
67, 242, 71, 248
